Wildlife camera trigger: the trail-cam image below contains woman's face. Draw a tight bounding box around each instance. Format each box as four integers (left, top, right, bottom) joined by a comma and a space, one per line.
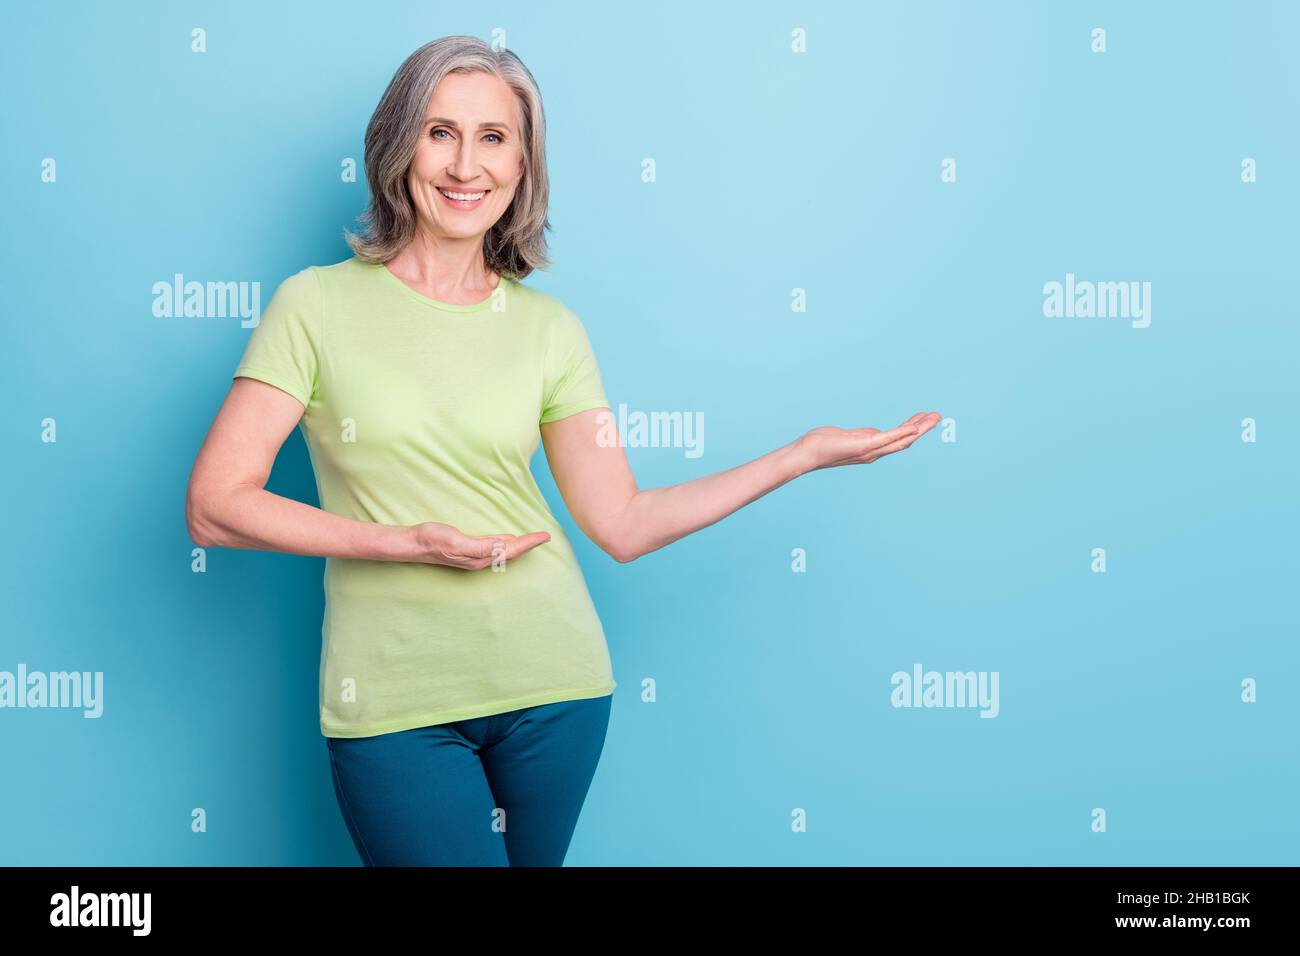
406, 70, 525, 244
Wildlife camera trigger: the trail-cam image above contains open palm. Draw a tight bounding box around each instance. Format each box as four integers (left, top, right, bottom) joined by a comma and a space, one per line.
798, 411, 941, 472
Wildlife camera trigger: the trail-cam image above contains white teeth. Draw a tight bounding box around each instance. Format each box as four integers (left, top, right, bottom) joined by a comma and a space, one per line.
438, 188, 485, 201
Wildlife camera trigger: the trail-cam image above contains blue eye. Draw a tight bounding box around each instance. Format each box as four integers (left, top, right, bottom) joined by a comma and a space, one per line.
430, 127, 504, 144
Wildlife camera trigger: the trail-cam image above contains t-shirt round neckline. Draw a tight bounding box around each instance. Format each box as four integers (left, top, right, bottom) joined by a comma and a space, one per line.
373, 258, 510, 313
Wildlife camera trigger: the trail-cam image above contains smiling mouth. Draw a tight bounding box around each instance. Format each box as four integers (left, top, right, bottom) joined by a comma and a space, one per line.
437, 187, 489, 206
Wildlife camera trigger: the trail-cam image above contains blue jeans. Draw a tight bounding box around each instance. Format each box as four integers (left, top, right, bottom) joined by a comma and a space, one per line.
326, 693, 614, 866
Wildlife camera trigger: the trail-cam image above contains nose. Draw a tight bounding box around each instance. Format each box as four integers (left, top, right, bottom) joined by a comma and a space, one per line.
449, 137, 481, 184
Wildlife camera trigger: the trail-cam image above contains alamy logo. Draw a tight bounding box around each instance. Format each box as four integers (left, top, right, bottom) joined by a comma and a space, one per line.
50, 886, 151, 936
1042, 272, 1151, 328
152, 273, 262, 328
890, 663, 999, 718
596, 404, 704, 459
0, 664, 103, 718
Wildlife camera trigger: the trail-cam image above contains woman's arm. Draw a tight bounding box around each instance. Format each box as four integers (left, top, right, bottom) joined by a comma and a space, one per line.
185, 378, 550, 569
540, 408, 941, 563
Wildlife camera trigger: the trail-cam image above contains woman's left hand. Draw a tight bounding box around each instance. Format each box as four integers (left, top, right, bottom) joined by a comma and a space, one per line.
795, 411, 942, 473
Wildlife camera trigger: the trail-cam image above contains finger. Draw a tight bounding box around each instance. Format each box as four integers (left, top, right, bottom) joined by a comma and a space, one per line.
458, 534, 509, 560
855, 421, 921, 448
500, 532, 550, 561
867, 421, 937, 459
865, 431, 925, 461
898, 411, 942, 433
461, 531, 550, 567
909, 412, 941, 435
865, 411, 942, 445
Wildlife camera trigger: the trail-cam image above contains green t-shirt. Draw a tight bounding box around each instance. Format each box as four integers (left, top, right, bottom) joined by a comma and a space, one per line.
231, 255, 617, 738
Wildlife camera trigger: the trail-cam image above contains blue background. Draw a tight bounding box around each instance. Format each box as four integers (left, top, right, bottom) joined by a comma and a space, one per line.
2, 0, 1296, 865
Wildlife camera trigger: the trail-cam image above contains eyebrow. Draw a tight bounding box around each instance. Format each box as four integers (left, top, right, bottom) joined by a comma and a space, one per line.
426, 116, 512, 131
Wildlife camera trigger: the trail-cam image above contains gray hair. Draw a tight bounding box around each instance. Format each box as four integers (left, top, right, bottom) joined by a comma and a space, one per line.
344, 36, 552, 278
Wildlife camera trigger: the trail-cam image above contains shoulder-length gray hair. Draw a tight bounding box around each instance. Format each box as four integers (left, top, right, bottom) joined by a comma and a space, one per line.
344, 36, 551, 279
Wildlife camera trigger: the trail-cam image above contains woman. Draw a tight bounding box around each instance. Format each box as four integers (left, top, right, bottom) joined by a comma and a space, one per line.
185, 35, 939, 867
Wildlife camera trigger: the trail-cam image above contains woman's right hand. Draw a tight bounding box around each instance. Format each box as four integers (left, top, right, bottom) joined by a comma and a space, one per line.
406, 521, 551, 570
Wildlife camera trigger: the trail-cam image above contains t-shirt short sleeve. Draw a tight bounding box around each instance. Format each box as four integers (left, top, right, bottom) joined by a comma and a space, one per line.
232, 267, 322, 408
539, 304, 611, 424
